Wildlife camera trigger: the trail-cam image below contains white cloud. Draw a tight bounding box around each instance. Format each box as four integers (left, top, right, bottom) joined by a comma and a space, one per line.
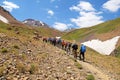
70, 1, 95, 12
2, 1, 19, 12
52, 22, 70, 31
102, 0, 120, 12
71, 12, 104, 28
48, 10, 54, 16
70, 1, 104, 28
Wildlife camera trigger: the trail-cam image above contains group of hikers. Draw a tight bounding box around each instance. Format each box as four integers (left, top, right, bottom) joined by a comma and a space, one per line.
42, 37, 86, 61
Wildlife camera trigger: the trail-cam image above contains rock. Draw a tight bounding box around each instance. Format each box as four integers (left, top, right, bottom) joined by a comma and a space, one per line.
16, 31, 20, 34
13, 77, 18, 80
67, 66, 71, 69
0, 76, 6, 80
23, 77, 29, 80
6, 76, 11, 80
7, 27, 12, 30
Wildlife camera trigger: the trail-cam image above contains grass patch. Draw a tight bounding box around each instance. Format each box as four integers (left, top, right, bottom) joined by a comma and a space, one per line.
16, 62, 26, 73
86, 74, 95, 80
1, 48, 8, 53
13, 45, 20, 49
62, 18, 120, 40
115, 46, 120, 58
74, 62, 82, 69
69, 57, 77, 62
0, 66, 5, 77
29, 63, 39, 74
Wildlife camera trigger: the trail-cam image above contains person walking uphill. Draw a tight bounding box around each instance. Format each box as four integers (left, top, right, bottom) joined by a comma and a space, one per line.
72, 43, 78, 59
79, 44, 86, 61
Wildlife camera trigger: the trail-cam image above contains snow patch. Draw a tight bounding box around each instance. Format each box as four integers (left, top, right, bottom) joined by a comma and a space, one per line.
82, 36, 120, 55
0, 15, 9, 23
23, 20, 28, 23
39, 21, 44, 26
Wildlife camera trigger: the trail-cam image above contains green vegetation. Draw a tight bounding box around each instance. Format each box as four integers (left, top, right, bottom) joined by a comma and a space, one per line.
74, 62, 83, 69
94, 19, 119, 34
86, 47, 120, 78
1, 48, 8, 53
0, 66, 5, 77
69, 56, 77, 62
16, 62, 26, 73
115, 46, 120, 58
86, 74, 95, 80
29, 63, 39, 74
0, 21, 62, 39
13, 45, 20, 49
62, 18, 120, 41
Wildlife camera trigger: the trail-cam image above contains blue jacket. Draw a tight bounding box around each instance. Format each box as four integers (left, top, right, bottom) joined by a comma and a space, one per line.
80, 45, 86, 53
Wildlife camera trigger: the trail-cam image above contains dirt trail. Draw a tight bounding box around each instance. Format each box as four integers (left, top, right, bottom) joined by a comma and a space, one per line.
77, 60, 111, 80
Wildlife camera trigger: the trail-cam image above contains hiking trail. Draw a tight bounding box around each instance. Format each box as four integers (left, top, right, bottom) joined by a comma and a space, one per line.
67, 52, 113, 80
77, 59, 111, 80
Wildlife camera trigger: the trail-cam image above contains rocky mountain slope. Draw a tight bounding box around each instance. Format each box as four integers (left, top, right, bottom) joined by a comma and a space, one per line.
0, 7, 88, 79
23, 19, 49, 28
62, 18, 120, 79
0, 6, 25, 26
62, 18, 120, 56
0, 10, 86, 79
1, 6, 120, 80
0, 33, 88, 80
0, 6, 63, 37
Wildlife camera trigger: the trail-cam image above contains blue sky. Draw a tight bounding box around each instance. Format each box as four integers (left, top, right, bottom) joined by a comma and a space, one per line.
0, 0, 120, 31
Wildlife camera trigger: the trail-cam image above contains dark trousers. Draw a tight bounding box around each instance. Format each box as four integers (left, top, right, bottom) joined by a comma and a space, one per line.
79, 52, 85, 61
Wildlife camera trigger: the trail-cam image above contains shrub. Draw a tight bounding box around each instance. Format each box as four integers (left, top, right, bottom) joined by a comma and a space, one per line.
29, 63, 39, 74
16, 62, 26, 73
1, 48, 8, 53
13, 45, 19, 49
74, 62, 82, 69
21, 54, 27, 60
69, 57, 77, 62
86, 74, 95, 80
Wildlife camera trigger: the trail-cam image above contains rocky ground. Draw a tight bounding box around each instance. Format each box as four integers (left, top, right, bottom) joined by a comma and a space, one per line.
0, 33, 87, 80
1, 32, 119, 80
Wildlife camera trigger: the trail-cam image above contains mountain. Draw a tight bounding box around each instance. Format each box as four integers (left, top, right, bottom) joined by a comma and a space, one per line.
0, 6, 24, 26
64, 27, 75, 32
23, 19, 49, 28
62, 18, 120, 56
1, 6, 120, 80
0, 6, 63, 37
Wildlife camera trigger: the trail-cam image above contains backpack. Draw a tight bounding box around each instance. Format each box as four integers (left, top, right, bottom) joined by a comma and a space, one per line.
72, 44, 78, 50
80, 45, 86, 53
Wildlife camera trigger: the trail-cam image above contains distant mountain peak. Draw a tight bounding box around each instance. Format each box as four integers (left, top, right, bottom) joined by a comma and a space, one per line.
23, 19, 49, 27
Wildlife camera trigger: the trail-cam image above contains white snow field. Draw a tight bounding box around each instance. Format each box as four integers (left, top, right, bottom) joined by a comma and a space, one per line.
0, 15, 9, 23
82, 36, 120, 55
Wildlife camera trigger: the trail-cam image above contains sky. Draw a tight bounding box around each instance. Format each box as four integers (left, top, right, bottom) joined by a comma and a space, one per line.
0, 0, 120, 31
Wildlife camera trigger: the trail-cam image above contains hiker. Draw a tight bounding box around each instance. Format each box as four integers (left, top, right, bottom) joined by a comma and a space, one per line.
48, 37, 52, 43
61, 40, 66, 50
66, 42, 72, 55
72, 43, 78, 59
79, 44, 86, 61
56, 38, 62, 48
43, 37, 47, 43
65, 42, 68, 51
52, 38, 56, 46
68, 42, 72, 54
